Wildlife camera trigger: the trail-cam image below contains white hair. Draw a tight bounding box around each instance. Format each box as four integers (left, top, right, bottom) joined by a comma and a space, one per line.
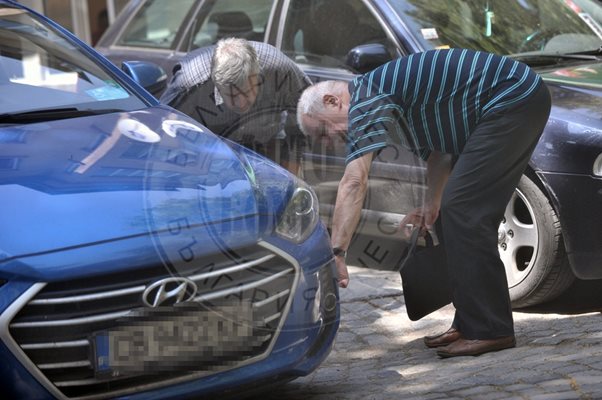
211, 38, 260, 88
296, 80, 347, 135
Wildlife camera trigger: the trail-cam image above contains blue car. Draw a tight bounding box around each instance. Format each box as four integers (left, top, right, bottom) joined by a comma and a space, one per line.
0, 1, 339, 399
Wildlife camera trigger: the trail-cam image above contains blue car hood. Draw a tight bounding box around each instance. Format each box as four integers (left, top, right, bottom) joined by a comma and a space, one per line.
0, 106, 263, 261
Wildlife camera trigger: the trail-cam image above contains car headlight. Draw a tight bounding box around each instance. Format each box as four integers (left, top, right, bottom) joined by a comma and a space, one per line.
594, 153, 602, 177
276, 181, 319, 244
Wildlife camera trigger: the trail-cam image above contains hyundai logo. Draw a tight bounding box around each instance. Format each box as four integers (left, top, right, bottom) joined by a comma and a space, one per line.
142, 277, 198, 307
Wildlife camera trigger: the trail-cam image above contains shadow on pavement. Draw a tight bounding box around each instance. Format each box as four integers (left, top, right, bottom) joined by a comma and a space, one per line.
519, 278, 602, 314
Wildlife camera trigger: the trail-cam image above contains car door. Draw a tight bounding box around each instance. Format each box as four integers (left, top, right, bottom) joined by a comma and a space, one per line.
272, 0, 428, 270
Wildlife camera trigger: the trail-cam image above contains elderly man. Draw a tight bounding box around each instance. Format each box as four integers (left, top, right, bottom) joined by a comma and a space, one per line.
160, 38, 312, 175
296, 48, 551, 358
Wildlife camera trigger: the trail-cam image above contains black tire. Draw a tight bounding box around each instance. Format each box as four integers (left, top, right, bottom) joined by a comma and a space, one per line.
500, 175, 575, 308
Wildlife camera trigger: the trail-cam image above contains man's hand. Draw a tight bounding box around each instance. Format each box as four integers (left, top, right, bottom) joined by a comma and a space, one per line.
400, 151, 451, 237
400, 202, 440, 238
334, 255, 350, 288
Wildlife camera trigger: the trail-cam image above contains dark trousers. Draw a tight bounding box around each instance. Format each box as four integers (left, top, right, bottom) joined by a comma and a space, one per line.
440, 83, 551, 339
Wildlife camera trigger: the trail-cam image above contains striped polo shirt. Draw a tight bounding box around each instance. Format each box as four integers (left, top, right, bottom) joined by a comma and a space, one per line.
347, 48, 542, 163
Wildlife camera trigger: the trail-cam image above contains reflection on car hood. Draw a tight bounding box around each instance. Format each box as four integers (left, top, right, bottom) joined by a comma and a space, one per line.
531, 63, 602, 175
540, 61, 602, 123
0, 106, 262, 261
541, 61, 602, 90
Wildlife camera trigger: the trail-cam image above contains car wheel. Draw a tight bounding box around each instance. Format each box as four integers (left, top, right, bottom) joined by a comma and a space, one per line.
499, 175, 575, 308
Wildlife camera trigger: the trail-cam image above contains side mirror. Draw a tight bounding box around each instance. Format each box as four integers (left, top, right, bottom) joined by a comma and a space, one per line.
121, 61, 167, 97
346, 44, 392, 74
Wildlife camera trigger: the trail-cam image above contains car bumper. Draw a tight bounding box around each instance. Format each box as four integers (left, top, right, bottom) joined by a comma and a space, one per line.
0, 237, 340, 399
145, 259, 340, 400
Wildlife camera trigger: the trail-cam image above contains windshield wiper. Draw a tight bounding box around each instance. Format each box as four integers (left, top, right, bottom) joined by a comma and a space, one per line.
566, 46, 602, 56
508, 52, 599, 67
510, 52, 599, 61
0, 107, 123, 124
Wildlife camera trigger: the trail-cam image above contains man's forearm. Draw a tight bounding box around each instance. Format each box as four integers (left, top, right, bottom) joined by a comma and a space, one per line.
426, 151, 453, 207
331, 154, 373, 250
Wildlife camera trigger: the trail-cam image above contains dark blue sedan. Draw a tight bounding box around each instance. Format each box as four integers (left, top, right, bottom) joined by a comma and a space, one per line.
0, 1, 339, 399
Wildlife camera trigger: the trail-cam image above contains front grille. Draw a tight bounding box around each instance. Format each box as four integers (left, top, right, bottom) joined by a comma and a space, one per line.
8, 242, 298, 399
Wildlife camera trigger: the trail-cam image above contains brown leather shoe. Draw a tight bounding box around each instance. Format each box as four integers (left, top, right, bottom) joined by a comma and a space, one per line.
423, 327, 461, 348
436, 335, 516, 358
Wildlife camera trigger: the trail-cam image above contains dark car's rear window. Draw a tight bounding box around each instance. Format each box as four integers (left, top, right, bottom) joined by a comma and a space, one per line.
117, 0, 196, 49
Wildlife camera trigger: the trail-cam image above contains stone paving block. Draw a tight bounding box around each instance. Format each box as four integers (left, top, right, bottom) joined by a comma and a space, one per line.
339, 307, 364, 321
450, 384, 500, 396
569, 372, 602, 388
304, 367, 344, 384
463, 374, 521, 387
470, 391, 513, 400
333, 330, 356, 342
347, 348, 384, 361
514, 350, 559, 363
529, 360, 567, 370
537, 378, 572, 389
367, 297, 404, 311
504, 383, 535, 391
511, 386, 549, 397
588, 360, 602, 370
389, 395, 444, 400
552, 364, 590, 375
496, 396, 528, 400
548, 352, 591, 362
518, 373, 565, 385
580, 388, 602, 399
353, 326, 378, 335
363, 333, 395, 347
530, 392, 581, 400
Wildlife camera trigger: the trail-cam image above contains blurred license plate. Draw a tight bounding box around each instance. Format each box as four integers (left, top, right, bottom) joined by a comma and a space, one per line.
92, 302, 259, 375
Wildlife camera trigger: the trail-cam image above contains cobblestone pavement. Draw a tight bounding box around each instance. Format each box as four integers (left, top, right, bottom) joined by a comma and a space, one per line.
256, 266, 602, 400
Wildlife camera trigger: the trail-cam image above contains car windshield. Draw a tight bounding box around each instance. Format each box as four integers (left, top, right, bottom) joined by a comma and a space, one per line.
0, 5, 146, 116
386, 0, 602, 56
